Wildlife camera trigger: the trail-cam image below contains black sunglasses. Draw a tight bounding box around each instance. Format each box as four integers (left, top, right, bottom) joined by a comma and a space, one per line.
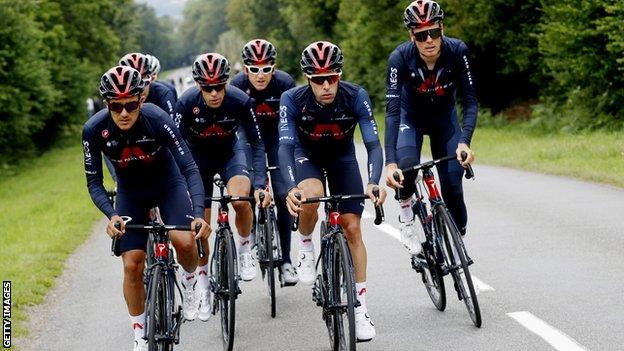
200, 84, 226, 93
412, 27, 442, 42
308, 74, 341, 85
108, 99, 140, 114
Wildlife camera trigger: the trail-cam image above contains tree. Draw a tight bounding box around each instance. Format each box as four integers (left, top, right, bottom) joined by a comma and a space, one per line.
178, 0, 230, 64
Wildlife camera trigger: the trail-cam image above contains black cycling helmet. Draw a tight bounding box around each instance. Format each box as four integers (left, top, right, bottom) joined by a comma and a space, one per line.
192, 53, 230, 86
119, 52, 152, 80
300, 41, 343, 75
99, 66, 145, 100
241, 39, 277, 65
404, 0, 444, 29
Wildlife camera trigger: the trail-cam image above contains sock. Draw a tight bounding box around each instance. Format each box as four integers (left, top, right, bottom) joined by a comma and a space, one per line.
299, 233, 314, 251
399, 198, 415, 223
182, 270, 197, 289
239, 236, 252, 253
129, 312, 146, 341
355, 282, 367, 313
196, 264, 210, 291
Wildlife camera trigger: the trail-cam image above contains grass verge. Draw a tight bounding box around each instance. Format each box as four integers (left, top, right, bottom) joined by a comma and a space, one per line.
0, 132, 112, 345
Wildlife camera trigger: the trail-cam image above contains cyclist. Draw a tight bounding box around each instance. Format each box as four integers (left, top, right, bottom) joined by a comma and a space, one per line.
175, 53, 270, 321
279, 41, 386, 342
385, 0, 477, 255
82, 66, 210, 351
146, 54, 178, 100
231, 39, 299, 285
119, 52, 177, 123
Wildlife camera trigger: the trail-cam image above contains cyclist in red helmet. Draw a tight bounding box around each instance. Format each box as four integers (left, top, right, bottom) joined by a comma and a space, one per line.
385, 0, 477, 255
231, 39, 299, 285
279, 41, 387, 342
83, 66, 209, 351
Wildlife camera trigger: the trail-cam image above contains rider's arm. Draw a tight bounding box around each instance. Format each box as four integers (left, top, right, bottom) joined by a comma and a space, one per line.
456, 41, 478, 146
277, 91, 298, 192
160, 85, 177, 123
158, 112, 205, 218
384, 49, 406, 165
355, 88, 383, 185
173, 97, 187, 131
82, 124, 117, 219
240, 97, 267, 189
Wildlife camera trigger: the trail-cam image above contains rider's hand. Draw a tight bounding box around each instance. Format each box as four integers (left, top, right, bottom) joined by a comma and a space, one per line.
107, 215, 125, 239
385, 163, 404, 189
192, 217, 211, 240
456, 143, 475, 168
254, 189, 272, 208
366, 183, 387, 206
286, 187, 304, 216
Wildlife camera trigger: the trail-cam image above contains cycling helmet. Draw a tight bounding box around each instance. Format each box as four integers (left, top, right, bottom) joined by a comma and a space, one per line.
119, 52, 152, 79
99, 66, 145, 100
241, 39, 277, 65
300, 41, 343, 75
192, 53, 230, 86
404, 0, 444, 29
146, 54, 161, 76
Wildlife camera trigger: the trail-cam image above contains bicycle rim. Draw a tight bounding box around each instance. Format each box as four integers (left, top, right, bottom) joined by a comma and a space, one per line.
147, 265, 166, 351
331, 234, 356, 351
438, 208, 481, 327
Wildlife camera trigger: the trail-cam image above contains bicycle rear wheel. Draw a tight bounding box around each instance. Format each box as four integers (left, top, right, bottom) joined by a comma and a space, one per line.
419, 242, 446, 311
437, 207, 481, 327
329, 233, 356, 351
146, 265, 173, 351
217, 230, 237, 351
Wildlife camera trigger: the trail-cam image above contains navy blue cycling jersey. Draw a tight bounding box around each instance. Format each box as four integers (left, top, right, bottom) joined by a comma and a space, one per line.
230, 70, 296, 145
278, 81, 383, 190
82, 103, 205, 219
146, 81, 177, 122
160, 80, 178, 101
175, 85, 266, 189
385, 37, 477, 165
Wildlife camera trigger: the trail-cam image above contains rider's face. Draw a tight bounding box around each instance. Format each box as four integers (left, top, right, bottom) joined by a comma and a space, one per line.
410, 23, 443, 59
244, 64, 275, 91
308, 73, 341, 105
107, 96, 142, 131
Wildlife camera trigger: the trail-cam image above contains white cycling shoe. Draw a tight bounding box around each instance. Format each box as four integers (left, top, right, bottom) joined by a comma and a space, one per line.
355, 311, 376, 342
400, 221, 423, 255
198, 289, 212, 321
133, 339, 148, 351
281, 262, 299, 286
297, 249, 316, 285
181, 278, 199, 321
239, 251, 257, 281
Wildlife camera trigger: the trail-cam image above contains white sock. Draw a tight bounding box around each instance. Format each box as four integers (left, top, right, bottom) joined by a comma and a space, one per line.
399, 198, 415, 223
299, 233, 314, 251
239, 236, 252, 253
129, 312, 146, 341
355, 282, 367, 313
196, 264, 210, 291
182, 269, 197, 289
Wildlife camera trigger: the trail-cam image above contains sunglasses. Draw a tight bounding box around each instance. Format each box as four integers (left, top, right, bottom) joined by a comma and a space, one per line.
108, 99, 141, 114
412, 27, 442, 42
246, 65, 274, 75
200, 83, 226, 93
307, 73, 341, 85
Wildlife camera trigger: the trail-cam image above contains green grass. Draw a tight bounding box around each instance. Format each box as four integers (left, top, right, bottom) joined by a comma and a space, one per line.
0, 133, 112, 345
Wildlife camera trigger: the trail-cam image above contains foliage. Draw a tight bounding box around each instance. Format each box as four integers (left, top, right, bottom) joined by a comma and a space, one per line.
177, 0, 230, 64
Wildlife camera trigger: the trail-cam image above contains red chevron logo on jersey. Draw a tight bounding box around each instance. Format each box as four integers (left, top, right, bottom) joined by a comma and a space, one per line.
256, 103, 277, 119
418, 74, 446, 96
310, 124, 345, 141
118, 146, 152, 168
199, 124, 228, 138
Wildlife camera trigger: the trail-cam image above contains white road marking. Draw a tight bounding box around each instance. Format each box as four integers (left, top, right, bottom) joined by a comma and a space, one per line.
363, 209, 494, 293
508, 311, 588, 351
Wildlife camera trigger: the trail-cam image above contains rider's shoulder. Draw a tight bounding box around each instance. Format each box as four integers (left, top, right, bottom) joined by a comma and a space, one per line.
177, 86, 201, 105
274, 70, 295, 88
443, 37, 469, 54
230, 72, 248, 89
225, 84, 251, 105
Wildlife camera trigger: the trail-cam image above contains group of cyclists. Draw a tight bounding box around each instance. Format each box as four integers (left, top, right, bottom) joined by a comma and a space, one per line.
82, 1, 477, 350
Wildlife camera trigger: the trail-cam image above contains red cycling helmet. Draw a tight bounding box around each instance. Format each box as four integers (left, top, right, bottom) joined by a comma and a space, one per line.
300, 41, 343, 75
404, 0, 444, 29
241, 39, 277, 65
119, 52, 152, 80
192, 53, 230, 86
99, 66, 145, 100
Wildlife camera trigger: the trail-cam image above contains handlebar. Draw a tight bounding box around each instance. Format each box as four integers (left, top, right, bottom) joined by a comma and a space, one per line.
393, 152, 475, 181
291, 193, 301, 232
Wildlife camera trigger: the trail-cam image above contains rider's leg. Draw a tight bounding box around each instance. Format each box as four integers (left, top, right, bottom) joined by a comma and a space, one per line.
267, 143, 293, 264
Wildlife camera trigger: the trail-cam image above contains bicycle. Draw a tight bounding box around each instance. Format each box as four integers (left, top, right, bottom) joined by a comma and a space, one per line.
112, 217, 205, 351
393, 152, 481, 327
292, 179, 384, 351
206, 176, 255, 351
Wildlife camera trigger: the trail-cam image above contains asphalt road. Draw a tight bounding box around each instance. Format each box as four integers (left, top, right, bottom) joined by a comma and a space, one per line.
22, 145, 624, 351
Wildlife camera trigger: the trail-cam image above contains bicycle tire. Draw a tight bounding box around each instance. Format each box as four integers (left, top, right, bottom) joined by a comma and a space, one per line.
146, 265, 170, 351
265, 216, 277, 318
420, 242, 446, 311
330, 233, 356, 351
437, 207, 481, 327
218, 229, 237, 351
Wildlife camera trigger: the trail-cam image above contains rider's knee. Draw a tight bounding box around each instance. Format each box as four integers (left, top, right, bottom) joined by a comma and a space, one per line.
232, 200, 251, 214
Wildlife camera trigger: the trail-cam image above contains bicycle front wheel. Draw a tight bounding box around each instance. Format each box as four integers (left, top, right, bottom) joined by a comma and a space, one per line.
329, 233, 356, 351
146, 265, 172, 351
218, 230, 237, 351
265, 217, 277, 318
437, 207, 481, 327
419, 242, 446, 311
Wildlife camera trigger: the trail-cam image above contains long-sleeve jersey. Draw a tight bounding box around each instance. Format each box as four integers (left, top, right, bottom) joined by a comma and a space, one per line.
385, 37, 478, 165
278, 81, 383, 190
82, 103, 205, 219
146, 81, 177, 122
175, 86, 267, 189
230, 70, 296, 145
